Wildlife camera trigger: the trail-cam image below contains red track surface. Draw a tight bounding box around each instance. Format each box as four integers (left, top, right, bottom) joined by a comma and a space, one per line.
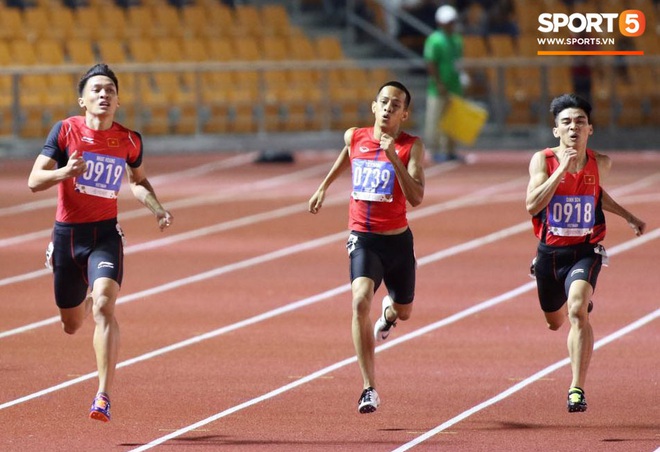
0, 150, 658, 451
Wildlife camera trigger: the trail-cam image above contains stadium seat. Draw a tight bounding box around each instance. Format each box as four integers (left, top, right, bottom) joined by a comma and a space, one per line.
96, 39, 129, 63
315, 36, 345, 60
152, 4, 183, 39
260, 4, 293, 37
181, 5, 208, 39
487, 35, 517, 57
0, 8, 25, 41
233, 37, 262, 61
126, 6, 154, 39
35, 39, 66, 65
0, 73, 12, 135
66, 38, 97, 65
234, 4, 264, 38
262, 37, 289, 61
200, 72, 231, 134
203, 2, 240, 38
206, 38, 235, 61
73, 7, 105, 40
9, 40, 39, 66
23, 7, 53, 40
287, 33, 316, 60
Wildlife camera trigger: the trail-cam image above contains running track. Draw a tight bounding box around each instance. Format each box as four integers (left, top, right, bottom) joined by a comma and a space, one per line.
0, 150, 658, 451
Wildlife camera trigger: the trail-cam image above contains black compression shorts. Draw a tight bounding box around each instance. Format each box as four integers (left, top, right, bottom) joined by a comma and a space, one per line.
346, 228, 416, 304
533, 242, 603, 313
51, 218, 124, 309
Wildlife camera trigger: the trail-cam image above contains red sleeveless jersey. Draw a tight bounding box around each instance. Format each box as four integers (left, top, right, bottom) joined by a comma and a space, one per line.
41, 116, 143, 223
532, 148, 605, 246
348, 127, 416, 232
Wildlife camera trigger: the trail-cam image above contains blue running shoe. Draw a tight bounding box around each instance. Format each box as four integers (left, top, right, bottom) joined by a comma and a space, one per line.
89, 392, 111, 422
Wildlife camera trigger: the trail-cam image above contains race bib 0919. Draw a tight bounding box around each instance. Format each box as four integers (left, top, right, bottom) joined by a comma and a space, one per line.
75, 152, 126, 199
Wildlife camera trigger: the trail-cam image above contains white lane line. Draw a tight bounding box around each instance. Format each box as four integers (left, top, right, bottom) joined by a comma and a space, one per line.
0, 170, 514, 336
0, 154, 319, 248
2, 223, 656, 425
393, 309, 660, 451
0, 218, 545, 410
128, 229, 660, 451
0, 152, 257, 218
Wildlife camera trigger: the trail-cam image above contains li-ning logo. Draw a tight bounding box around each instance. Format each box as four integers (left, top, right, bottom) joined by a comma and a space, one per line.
570, 269, 585, 277
538, 10, 646, 36
98, 262, 114, 269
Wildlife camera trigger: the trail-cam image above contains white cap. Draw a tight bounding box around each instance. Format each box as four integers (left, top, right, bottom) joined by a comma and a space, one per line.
435, 5, 458, 25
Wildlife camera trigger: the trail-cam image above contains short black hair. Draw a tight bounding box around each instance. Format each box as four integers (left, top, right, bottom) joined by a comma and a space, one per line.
550, 93, 591, 124
377, 80, 411, 108
78, 63, 119, 96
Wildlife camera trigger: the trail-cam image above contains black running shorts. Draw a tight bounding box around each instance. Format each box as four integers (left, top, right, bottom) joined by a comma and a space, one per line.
51, 218, 124, 309
533, 242, 603, 313
346, 228, 416, 304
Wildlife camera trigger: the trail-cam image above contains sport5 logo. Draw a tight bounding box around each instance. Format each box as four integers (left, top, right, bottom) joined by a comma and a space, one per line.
538, 10, 646, 37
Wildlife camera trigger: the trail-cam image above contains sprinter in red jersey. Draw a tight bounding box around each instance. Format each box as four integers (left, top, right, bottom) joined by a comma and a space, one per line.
526, 93, 645, 413
308, 81, 425, 413
28, 64, 173, 422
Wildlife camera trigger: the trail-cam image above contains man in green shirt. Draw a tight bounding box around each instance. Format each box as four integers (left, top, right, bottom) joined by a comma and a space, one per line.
423, 4, 464, 162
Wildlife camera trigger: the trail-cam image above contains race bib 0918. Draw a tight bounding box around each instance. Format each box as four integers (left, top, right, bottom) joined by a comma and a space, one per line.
548, 195, 595, 236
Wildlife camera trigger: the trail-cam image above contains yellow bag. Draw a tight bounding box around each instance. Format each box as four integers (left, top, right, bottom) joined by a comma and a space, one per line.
439, 95, 488, 145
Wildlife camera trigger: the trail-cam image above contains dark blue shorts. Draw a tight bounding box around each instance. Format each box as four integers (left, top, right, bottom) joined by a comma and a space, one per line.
533, 242, 602, 313
346, 228, 416, 304
51, 218, 124, 309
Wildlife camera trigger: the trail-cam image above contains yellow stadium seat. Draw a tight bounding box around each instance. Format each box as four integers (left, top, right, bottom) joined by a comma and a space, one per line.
315, 35, 344, 60
260, 4, 293, 37
73, 7, 104, 40
262, 37, 289, 61
0, 9, 25, 41
66, 38, 97, 64
10, 40, 39, 65
97, 39, 128, 63
234, 4, 264, 37
233, 37, 262, 61
35, 39, 66, 65
152, 4, 183, 39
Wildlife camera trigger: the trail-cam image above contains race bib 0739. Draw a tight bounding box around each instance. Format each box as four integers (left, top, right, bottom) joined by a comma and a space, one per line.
547, 195, 595, 236
351, 159, 395, 202
75, 152, 126, 199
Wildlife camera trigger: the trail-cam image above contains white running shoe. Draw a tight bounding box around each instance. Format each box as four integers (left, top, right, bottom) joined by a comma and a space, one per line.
374, 295, 396, 342
357, 387, 380, 414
